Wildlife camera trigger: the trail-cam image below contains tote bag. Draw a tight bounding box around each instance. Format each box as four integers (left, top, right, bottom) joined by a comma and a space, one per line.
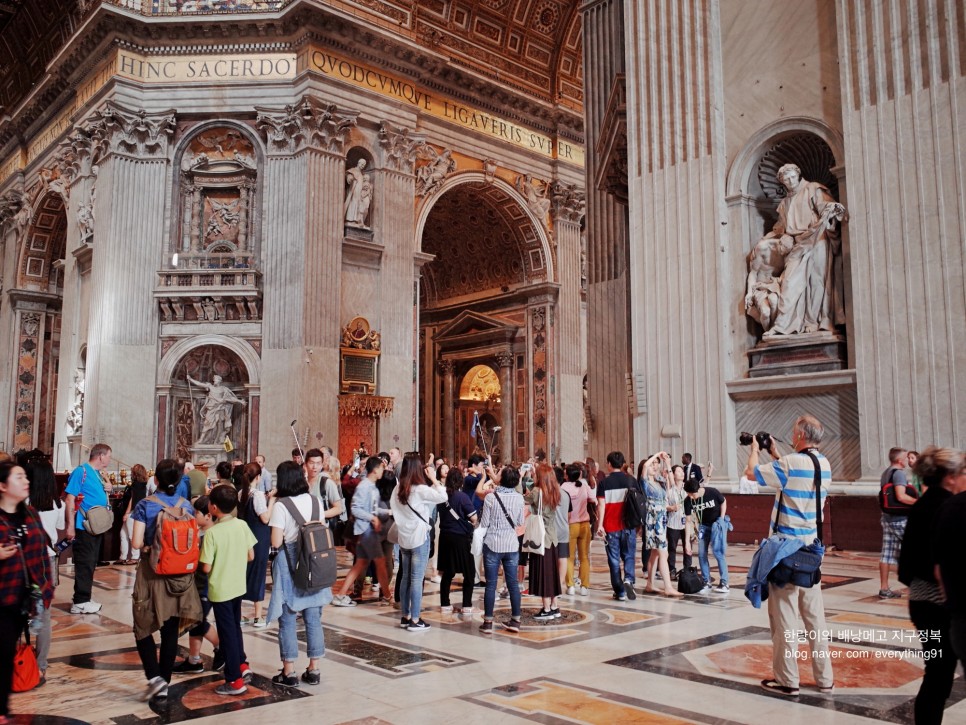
521, 491, 545, 556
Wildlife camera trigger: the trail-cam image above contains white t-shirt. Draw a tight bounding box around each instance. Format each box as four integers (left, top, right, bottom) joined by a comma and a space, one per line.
251, 489, 268, 516
37, 502, 66, 555
268, 493, 323, 544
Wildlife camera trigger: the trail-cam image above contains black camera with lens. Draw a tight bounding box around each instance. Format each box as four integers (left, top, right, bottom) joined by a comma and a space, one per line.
739, 431, 774, 451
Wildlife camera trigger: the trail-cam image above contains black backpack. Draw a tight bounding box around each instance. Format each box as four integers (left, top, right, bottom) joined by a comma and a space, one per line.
280, 497, 337, 591
622, 476, 648, 530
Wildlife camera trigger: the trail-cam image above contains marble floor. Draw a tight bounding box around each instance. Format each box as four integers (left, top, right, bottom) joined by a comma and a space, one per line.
10, 542, 965, 725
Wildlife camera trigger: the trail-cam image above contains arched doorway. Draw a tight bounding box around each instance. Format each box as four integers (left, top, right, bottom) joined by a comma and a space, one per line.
417, 177, 556, 464
9, 192, 67, 453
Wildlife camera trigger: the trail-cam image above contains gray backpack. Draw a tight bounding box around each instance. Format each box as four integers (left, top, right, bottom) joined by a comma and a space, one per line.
280, 497, 336, 591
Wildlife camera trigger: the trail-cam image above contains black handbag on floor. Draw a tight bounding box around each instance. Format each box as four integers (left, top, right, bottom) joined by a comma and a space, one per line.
677, 566, 705, 594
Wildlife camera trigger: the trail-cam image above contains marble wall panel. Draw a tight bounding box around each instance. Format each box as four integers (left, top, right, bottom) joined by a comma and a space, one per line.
837, 0, 965, 474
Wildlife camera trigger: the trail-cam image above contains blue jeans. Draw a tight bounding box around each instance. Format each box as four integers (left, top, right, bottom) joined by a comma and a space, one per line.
604, 528, 636, 595
483, 545, 521, 619
278, 603, 323, 662
399, 537, 431, 621
698, 524, 728, 585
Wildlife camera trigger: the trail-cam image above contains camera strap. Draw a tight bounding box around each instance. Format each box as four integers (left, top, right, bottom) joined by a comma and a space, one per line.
771, 450, 823, 544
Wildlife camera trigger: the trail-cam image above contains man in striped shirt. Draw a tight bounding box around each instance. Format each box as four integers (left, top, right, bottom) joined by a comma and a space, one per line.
745, 415, 834, 697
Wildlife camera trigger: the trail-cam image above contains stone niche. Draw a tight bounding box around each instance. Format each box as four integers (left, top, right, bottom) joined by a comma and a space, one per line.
157, 125, 262, 323
177, 126, 258, 269
742, 131, 848, 378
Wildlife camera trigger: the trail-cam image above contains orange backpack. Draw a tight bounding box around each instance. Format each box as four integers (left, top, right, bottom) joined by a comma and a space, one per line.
147, 496, 200, 575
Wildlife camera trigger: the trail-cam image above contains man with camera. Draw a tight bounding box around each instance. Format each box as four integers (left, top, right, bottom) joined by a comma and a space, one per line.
744, 416, 834, 697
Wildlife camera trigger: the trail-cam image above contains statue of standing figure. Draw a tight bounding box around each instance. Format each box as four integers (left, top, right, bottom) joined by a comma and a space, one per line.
187, 374, 246, 445
745, 163, 847, 337
344, 158, 373, 228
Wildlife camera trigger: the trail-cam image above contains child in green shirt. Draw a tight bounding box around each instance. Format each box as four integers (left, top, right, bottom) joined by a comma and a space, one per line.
200, 484, 257, 695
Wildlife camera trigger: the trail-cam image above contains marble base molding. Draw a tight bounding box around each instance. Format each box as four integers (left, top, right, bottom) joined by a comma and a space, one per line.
747, 332, 847, 378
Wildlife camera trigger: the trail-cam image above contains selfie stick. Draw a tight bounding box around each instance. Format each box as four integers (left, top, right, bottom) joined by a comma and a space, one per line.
290, 419, 304, 460
475, 410, 490, 460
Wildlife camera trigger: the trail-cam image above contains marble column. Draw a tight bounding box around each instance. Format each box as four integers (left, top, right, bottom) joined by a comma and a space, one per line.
50, 140, 95, 468
439, 359, 456, 463
552, 186, 586, 462
621, 0, 732, 474
376, 122, 423, 452
835, 0, 966, 474
582, 0, 633, 463
81, 103, 175, 465
495, 351, 514, 463
256, 98, 358, 460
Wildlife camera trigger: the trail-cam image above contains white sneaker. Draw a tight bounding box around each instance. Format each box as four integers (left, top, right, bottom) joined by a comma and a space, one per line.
371, 583, 380, 594
712, 583, 730, 594
566, 586, 575, 596
460, 607, 475, 618
579, 586, 589, 596
142, 676, 167, 701
331, 595, 357, 607
440, 605, 454, 614
252, 617, 268, 628
698, 584, 712, 595
70, 601, 102, 614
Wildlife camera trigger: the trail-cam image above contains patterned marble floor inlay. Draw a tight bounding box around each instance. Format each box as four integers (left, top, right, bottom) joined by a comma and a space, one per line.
606, 625, 966, 723
288, 624, 474, 676
377, 601, 682, 649
463, 677, 747, 725
11, 540, 957, 724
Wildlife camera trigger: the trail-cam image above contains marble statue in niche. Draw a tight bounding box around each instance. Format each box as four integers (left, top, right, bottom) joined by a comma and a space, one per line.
77, 203, 94, 242
744, 237, 785, 331
344, 158, 373, 229
66, 369, 85, 434
746, 163, 847, 337
186, 373, 246, 445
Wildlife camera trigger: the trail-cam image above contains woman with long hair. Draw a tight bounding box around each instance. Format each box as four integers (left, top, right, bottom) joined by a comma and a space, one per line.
25, 459, 64, 685
638, 453, 682, 597
666, 464, 692, 579
265, 461, 331, 687
436, 468, 477, 616
390, 453, 447, 631
525, 464, 563, 619
120, 464, 149, 565
236, 462, 272, 628
130, 459, 202, 702
0, 462, 54, 718
899, 446, 965, 723
561, 463, 593, 595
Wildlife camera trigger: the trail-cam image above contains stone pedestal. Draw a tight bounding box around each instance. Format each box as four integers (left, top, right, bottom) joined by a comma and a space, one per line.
190, 444, 228, 470
748, 332, 846, 378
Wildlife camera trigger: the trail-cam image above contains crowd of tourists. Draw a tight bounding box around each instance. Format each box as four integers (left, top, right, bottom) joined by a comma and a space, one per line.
0, 431, 964, 723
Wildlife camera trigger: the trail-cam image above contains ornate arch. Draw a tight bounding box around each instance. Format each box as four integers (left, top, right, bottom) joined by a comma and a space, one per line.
415, 171, 555, 284
726, 116, 845, 199
158, 334, 261, 386
16, 192, 67, 291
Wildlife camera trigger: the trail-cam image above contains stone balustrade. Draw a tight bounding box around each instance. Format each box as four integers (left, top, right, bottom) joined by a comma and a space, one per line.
155, 265, 261, 322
